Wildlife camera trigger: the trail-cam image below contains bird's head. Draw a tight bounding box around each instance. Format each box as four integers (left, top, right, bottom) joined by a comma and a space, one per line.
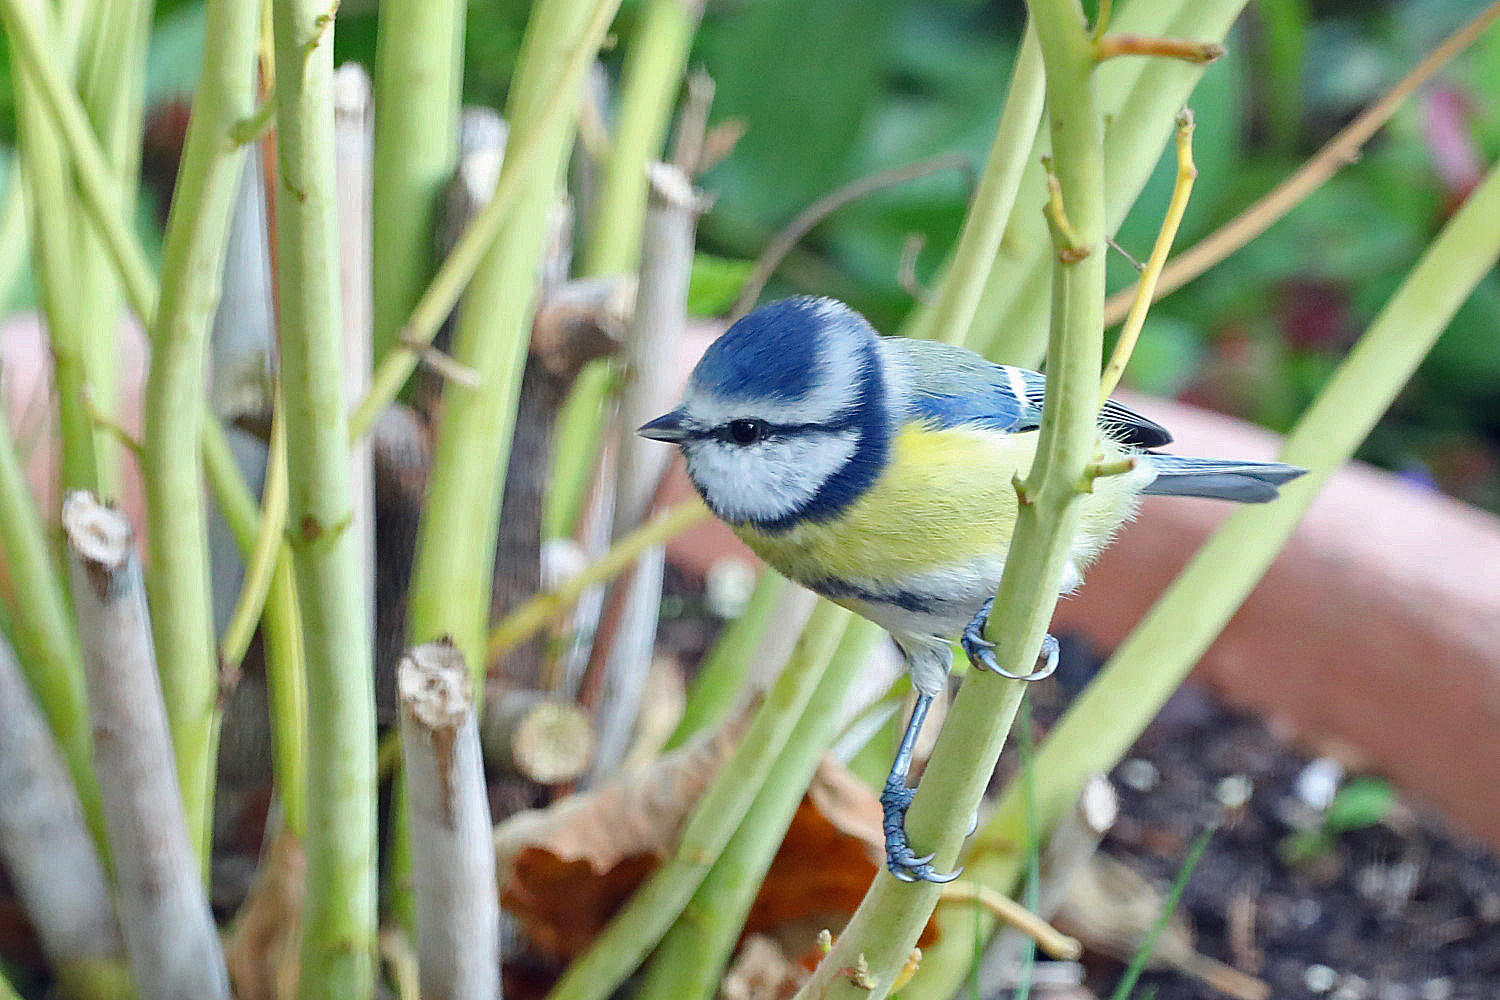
639, 296, 892, 530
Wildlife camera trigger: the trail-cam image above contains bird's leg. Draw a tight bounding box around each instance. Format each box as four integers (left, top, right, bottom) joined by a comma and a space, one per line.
962, 597, 1060, 681
880, 692, 960, 884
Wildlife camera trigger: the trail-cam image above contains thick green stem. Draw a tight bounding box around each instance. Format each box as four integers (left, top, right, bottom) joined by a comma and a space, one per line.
974, 0, 1248, 363
546, 601, 852, 1000
580, 0, 704, 276
75, 0, 151, 495
911, 144, 1500, 1000
270, 1, 379, 995
636, 619, 882, 1000
9, 1, 97, 492
0, 407, 107, 857
793, 1, 1108, 996
370, 0, 465, 359
404, 0, 618, 675
142, 0, 261, 866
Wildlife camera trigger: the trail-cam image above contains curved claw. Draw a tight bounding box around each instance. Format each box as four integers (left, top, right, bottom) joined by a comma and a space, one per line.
962, 599, 1060, 682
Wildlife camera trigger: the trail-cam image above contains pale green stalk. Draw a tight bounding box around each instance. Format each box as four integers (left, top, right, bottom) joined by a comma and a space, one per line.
9, 2, 98, 492
903, 23, 1044, 345
75, 0, 151, 495
202, 421, 308, 837
546, 601, 852, 1000
371, 0, 465, 359
636, 619, 882, 1000
270, 1, 379, 996
404, 0, 619, 674
794, 1, 1109, 995
141, 0, 261, 866
580, 0, 704, 276
912, 154, 1500, 1000
0, 170, 29, 312
974, 0, 1248, 362
664, 569, 787, 749
0, 407, 107, 856
0, 0, 157, 322
349, 0, 620, 442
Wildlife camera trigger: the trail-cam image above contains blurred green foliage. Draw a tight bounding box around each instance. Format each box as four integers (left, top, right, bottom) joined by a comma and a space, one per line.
3, 0, 1496, 509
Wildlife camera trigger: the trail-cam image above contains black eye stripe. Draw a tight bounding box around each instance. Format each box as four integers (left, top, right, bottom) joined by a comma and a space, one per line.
693, 409, 863, 444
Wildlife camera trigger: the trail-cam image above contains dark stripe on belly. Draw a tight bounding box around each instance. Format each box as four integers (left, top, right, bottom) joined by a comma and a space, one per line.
805, 577, 937, 615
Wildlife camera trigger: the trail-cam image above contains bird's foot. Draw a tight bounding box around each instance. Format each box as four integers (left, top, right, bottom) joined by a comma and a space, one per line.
962, 599, 1060, 681
880, 778, 960, 884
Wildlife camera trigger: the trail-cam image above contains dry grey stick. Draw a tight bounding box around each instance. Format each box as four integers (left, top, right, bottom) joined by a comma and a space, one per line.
585, 163, 701, 783
63, 492, 233, 1000
398, 641, 501, 1000
0, 635, 125, 990
335, 63, 376, 638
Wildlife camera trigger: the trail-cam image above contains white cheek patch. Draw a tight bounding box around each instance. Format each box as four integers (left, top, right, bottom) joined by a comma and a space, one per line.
685, 430, 859, 523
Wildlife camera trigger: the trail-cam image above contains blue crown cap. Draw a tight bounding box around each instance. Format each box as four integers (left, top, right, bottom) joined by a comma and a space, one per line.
690, 297, 845, 402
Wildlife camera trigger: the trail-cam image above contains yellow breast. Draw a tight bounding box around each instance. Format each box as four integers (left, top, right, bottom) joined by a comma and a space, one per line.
733, 422, 1144, 587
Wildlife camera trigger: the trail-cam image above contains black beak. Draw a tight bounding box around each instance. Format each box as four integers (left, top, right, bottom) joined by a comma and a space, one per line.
638, 410, 689, 442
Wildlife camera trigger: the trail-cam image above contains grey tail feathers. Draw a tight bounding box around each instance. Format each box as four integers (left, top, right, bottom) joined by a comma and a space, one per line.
1141, 455, 1307, 504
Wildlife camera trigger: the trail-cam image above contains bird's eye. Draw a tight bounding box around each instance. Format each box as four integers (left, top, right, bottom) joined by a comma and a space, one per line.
727, 419, 765, 445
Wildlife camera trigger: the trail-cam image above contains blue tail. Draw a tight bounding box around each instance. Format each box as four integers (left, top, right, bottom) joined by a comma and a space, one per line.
1142, 455, 1306, 504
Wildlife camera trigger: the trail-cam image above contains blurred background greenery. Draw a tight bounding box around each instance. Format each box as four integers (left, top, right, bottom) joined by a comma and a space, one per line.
4, 0, 1497, 511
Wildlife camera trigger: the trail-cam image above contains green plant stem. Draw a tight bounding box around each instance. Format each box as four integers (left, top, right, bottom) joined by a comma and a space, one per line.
9, 4, 98, 493
0, 0, 157, 322
269, 0, 378, 995
75, 0, 151, 496
545, 600, 852, 1000
976, 0, 1248, 363
0, 407, 107, 857
636, 618, 881, 1000
664, 569, 787, 749
581, 0, 704, 276
202, 419, 308, 837
794, 1, 1108, 995
912, 155, 1500, 1000
0, 170, 28, 308
141, 0, 262, 867
904, 23, 1044, 345
370, 0, 465, 359
349, 0, 620, 442
218, 397, 289, 672
404, 0, 619, 676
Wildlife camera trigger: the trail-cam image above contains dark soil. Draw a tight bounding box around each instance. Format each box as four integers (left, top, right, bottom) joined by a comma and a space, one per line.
1031, 636, 1500, 1000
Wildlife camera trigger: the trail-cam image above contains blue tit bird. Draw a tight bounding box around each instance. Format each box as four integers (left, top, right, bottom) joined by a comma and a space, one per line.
639, 296, 1305, 883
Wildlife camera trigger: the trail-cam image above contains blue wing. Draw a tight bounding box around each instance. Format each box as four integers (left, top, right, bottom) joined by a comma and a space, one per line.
887, 337, 1173, 448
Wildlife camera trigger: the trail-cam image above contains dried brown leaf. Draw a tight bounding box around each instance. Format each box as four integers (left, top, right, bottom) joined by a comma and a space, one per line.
496, 714, 745, 959
224, 832, 305, 1000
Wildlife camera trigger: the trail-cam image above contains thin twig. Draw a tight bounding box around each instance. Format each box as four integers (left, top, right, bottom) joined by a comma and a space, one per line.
1098, 107, 1196, 403
731, 153, 972, 319
1094, 34, 1224, 64
939, 883, 1081, 960
487, 499, 708, 660
1102, 0, 1500, 327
